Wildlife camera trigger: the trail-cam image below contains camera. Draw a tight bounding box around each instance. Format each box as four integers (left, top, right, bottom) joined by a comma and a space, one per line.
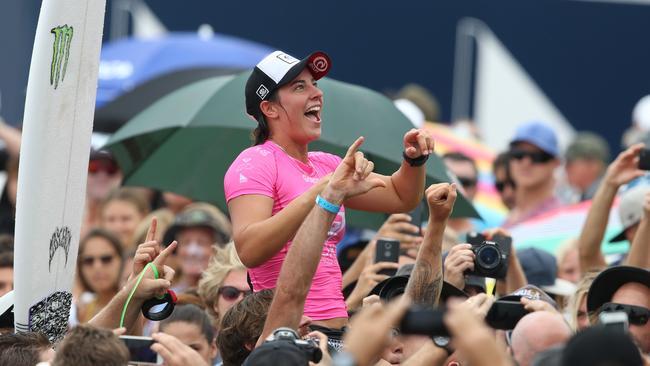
466, 232, 512, 279
400, 306, 450, 337
266, 327, 322, 363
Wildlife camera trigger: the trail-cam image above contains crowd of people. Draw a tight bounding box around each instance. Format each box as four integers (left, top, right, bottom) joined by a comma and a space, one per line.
1, 48, 650, 366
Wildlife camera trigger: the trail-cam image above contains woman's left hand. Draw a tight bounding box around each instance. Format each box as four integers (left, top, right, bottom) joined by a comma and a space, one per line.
403, 128, 434, 159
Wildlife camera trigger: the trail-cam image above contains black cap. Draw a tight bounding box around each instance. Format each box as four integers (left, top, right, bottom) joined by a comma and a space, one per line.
370, 275, 409, 302
245, 50, 331, 121
587, 265, 650, 314
243, 340, 310, 366
561, 326, 642, 366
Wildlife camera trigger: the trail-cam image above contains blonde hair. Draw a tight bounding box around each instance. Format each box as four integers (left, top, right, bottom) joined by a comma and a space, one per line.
566, 270, 600, 331
197, 242, 245, 328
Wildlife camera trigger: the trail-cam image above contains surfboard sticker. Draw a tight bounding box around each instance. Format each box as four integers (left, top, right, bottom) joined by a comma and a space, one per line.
15, 292, 72, 342
48, 226, 72, 271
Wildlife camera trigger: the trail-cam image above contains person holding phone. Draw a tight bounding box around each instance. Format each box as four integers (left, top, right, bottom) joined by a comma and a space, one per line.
224, 50, 432, 330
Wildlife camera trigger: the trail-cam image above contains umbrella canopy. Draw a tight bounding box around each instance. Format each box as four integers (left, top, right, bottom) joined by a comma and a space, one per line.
105, 73, 479, 229
96, 32, 273, 108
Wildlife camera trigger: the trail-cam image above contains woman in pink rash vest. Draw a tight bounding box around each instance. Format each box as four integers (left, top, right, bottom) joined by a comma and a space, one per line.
224, 50, 433, 331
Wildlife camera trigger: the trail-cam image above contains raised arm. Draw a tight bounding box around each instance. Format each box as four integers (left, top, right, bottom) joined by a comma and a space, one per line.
345, 128, 433, 213
578, 143, 645, 272
257, 137, 386, 344
228, 177, 328, 268
626, 191, 650, 268
405, 183, 456, 308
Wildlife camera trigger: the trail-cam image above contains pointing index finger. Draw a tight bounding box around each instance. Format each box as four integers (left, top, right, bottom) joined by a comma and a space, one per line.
345, 136, 365, 159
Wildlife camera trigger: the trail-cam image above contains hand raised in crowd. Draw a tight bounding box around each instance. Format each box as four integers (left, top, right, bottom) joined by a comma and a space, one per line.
520, 297, 559, 314
604, 142, 646, 188
130, 217, 162, 279
327, 136, 386, 202
425, 183, 457, 222
151, 332, 210, 366
403, 128, 435, 159
343, 297, 411, 366
376, 213, 423, 251
346, 253, 400, 310
307, 331, 332, 366
444, 243, 475, 290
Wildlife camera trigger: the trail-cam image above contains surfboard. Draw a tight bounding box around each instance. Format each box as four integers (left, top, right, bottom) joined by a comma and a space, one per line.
11, 0, 105, 342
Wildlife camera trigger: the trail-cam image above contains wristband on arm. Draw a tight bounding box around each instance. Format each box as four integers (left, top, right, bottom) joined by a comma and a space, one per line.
403, 151, 429, 167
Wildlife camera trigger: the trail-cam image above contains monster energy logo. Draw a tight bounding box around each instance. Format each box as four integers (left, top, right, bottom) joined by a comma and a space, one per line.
50, 25, 74, 89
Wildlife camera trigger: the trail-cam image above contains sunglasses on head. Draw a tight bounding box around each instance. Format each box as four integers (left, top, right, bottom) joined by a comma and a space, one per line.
495, 179, 515, 193
457, 176, 477, 188
218, 286, 252, 301
509, 149, 555, 164
81, 254, 115, 267
88, 159, 119, 175
601, 302, 650, 325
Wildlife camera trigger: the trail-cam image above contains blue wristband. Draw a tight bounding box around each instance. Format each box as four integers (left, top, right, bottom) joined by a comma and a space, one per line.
316, 195, 341, 214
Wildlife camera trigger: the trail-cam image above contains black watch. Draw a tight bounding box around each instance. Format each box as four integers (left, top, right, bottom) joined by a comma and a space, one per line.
433, 336, 454, 356
403, 151, 429, 167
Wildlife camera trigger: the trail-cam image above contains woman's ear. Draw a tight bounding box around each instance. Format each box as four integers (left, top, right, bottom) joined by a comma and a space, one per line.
260, 100, 278, 120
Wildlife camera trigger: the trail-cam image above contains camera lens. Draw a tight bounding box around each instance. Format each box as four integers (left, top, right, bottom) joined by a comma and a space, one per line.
476, 245, 501, 270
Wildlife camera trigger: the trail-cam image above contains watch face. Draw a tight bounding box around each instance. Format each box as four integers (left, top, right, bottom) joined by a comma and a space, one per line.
434, 336, 450, 347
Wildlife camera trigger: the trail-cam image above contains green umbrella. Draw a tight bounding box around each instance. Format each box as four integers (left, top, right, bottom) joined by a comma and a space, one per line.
105, 72, 479, 229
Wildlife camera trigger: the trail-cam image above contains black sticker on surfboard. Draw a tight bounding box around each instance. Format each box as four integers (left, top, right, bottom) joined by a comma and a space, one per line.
49, 226, 72, 271
27, 291, 71, 343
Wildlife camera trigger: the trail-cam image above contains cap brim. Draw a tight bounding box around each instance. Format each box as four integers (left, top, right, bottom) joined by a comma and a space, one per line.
370, 275, 409, 301
609, 229, 628, 243
541, 278, 577, 297
440, 281, 469, 303
587, 265, 650, 313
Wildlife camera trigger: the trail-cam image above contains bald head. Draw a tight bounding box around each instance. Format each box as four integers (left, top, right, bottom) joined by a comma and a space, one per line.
511, 312, 572, 366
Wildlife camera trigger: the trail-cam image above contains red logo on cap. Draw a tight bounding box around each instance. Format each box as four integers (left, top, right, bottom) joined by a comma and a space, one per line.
310, 55, 329, 73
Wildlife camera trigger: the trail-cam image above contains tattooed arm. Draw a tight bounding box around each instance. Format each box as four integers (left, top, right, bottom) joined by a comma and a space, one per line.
405, 183, 457, 308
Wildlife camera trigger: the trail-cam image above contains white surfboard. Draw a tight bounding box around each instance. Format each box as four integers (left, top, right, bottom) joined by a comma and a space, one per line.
11, 0, 105, 342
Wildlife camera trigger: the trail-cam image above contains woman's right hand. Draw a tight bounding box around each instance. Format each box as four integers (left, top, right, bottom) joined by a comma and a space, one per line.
604, 143, 646, 188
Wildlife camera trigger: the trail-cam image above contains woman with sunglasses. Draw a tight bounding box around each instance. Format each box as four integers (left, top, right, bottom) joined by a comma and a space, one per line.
73, 228, 124, 324
198, 243, 250, 331
82, 150, 123, 238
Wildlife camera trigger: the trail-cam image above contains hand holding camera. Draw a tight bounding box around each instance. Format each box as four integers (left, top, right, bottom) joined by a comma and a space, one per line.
443, 243, 475, 290
465, 232, 512, 279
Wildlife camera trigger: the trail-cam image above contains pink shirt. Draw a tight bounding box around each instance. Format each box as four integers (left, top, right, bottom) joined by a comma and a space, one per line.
224, 140, 347, 320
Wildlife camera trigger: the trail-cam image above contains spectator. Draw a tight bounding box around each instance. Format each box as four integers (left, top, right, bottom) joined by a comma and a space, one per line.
51, 325, 129, 366
217, 290, 274, 366
197, 243, 249, 330
155, 304, 217, 366
73, 228, 124, 324
82, 149, 122, 237
505, 121, 563, 227
587, 265, 650, 353
563, 132, 610, 202
493, 152, 516, 210
0, 251, 12, 297
565, 270, 599, 332
555, 239, 581, 284
100, 187, 150, 249
509, 311, 572, 366
0, 331, 53, 366
561, 325, 643, 366
518, 248, 577, 302
163, 203, 232, 292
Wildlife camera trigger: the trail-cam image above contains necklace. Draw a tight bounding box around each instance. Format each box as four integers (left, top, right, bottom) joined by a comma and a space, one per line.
269, 140, 317, 177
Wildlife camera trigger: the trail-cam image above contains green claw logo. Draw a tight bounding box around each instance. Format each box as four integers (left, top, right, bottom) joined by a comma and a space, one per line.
50, 25, 74, 89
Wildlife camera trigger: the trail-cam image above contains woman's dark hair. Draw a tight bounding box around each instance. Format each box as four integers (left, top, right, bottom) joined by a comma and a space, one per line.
160, 304, 215, 343
77, 228, 124, 293
252, 91, 279, 146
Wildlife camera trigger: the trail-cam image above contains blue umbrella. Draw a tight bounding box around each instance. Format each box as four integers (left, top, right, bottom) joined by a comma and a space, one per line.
96, 32, 273, 108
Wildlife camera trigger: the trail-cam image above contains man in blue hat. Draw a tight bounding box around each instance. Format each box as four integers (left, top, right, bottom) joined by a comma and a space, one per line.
505, 121, 563, 228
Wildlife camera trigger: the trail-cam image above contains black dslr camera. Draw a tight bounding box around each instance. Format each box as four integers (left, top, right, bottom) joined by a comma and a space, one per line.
466, 232, 512, 279
267, 327, 322, 363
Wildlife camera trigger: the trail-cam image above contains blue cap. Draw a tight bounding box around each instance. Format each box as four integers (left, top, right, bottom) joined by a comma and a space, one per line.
510, 121, 559, 157
517, 248, 557, 287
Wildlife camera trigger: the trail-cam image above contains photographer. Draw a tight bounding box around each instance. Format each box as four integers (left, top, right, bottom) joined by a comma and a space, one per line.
578, 143, 646, 272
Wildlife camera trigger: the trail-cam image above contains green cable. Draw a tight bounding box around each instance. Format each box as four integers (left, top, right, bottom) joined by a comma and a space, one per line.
120, 262, 159, 328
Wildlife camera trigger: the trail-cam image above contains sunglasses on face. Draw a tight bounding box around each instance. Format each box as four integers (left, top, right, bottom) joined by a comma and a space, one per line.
495, 179, 516, 193
218, 286, 252, 301
81, 254, 115, 267
509, 149, 555, 164
457, 176, 477, 189
88, 159, 119, 175
601, 302, 650, 325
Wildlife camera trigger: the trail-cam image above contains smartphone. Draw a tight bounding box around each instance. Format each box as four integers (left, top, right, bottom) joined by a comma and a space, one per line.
120, 335, 162, 365
400, 307, 449, 337
485, 300, 529, 330
639, 149, 650, 170
375, 238, 400, 276
599, 311, 629, 333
